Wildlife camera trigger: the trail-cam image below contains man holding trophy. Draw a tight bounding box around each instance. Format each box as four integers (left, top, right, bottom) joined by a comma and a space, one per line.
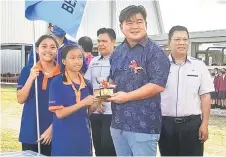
84, 28, 116, 156
107, 5, 171, 156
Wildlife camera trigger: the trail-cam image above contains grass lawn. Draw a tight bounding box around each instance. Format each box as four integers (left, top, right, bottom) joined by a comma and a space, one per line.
1, 86, 22, 152
205, 116, 226, 156
1, 85, 226, 155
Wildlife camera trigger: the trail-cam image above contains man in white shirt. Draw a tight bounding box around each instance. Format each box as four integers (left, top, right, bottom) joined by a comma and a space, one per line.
85, 28, 116, 156
159, 25, 214, 156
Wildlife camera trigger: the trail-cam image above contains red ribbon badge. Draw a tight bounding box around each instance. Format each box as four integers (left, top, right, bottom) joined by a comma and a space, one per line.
129, 60, 143, 73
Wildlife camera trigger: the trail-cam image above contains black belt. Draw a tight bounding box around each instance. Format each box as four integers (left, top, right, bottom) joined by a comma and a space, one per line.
163, 115, 201, 124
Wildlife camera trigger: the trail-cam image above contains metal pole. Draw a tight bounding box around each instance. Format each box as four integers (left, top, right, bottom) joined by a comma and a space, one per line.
32, 21, 41, 154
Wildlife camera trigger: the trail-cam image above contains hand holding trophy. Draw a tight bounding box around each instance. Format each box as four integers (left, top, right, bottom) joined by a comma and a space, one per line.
89, 77, 115, 113
89, 99, 104, 113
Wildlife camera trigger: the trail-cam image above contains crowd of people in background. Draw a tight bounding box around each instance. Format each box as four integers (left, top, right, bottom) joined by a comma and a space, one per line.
210, 68, 226, 109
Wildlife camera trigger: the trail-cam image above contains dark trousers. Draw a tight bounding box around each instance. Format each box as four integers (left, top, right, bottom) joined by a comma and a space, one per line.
90, 114, 116, 156
22, 143, 51, 156
159, 115, 204, 156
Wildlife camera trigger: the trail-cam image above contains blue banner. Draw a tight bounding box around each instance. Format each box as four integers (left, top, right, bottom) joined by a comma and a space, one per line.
25, 0, 86, 37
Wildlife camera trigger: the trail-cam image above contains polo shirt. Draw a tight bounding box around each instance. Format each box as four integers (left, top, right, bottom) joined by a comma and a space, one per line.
17, 61, 60, 144
49, 72, 92, 156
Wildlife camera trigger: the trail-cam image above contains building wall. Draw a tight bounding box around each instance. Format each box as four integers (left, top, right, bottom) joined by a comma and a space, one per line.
75, 1, 112, 40
74, 0, 163, 40
1, 0, 48, 44
1, 49, 22, 74
115, 0, 162, 37
1, 0, 163, 43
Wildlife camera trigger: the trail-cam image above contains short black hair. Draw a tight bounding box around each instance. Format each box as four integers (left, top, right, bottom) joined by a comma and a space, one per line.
35, 35, 59, 48
168, 25, 189, 40
78, 36, 93, 52
119, 5, 147, 24
97, 28, 116, 40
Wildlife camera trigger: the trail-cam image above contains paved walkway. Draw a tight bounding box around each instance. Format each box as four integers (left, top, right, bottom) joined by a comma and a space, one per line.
210, 108, 226, 116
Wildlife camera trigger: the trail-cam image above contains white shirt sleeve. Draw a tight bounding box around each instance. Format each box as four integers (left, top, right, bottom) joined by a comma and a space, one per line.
84, 60, 93, 82
199, 62, 215, 95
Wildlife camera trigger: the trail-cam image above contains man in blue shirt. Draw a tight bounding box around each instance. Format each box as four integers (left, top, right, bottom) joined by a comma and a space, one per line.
108, 5, 170, 156
28, 24, 87, 74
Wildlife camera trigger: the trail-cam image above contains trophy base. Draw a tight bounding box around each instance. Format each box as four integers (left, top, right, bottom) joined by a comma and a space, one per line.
96, 95, 111, 99
94, 88, 114, 99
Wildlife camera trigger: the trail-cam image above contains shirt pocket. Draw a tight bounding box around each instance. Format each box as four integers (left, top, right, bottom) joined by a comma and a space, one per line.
186, 73, 201, 93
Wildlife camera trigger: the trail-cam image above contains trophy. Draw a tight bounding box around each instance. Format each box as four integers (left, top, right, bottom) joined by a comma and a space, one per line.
94, 76, 115, 99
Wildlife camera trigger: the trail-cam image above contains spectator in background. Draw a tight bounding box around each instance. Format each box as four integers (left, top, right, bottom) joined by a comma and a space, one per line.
210, 69, 217, 109
216, 70, 222, 107
218, 68, 226, 109
78, 36, 94, 65
213, 68, 220, 108
84, 28, 116, 156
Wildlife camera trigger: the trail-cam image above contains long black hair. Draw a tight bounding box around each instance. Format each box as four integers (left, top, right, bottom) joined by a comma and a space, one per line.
61, 45, 83, 82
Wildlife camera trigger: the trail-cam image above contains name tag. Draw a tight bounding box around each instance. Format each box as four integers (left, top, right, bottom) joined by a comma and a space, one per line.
92, 63, 99, 66
187, 74, 198, 77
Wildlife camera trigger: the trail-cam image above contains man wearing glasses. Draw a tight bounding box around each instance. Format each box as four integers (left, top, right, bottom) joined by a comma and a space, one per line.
159, 25, 214, 156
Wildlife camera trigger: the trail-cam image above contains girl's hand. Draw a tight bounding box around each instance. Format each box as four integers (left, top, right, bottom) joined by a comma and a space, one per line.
29, 66, 39, 81
82, 95, 99, 106
37, 125, 52, 145
89, 100, 104, 113
96, 102, 104, 113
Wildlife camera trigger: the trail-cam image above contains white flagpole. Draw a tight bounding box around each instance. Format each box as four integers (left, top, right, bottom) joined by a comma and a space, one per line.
32, 21, 41, 154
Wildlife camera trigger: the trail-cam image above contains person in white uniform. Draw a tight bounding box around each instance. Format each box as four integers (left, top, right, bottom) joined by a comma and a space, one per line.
85, 28, 116, 156
159, 25, 214, 156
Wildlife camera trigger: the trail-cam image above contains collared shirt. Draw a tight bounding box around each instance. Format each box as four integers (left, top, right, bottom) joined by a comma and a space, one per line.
109, 36, 170, 134
17, 62, 60, 144
85, 55, 112, 114
161, 55, 214, 117
49, 74, 92, 156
